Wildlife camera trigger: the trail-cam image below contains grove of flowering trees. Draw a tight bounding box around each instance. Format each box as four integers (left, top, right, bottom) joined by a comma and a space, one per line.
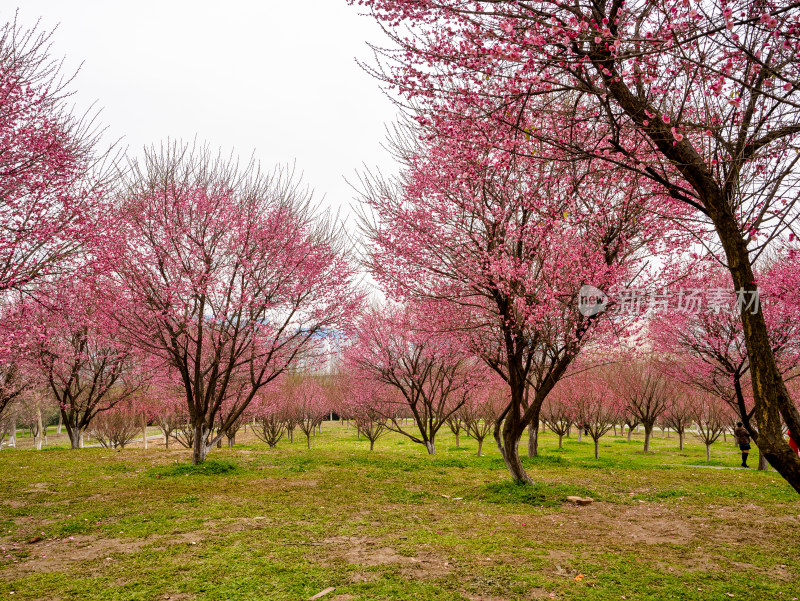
349, 0, 800, 492
357, 102, 690, 481
3, 7, 800, 498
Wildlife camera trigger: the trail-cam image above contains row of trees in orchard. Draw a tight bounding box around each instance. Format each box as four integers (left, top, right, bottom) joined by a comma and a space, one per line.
339, 309, 779, 465
0, 19, 361, 464
347, 0, 800, 493
1, 353, 768, 465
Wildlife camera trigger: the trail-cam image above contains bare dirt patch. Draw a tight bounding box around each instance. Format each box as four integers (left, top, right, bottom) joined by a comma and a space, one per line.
0, 531, 199, 578
320, 535, 452, 579
460, 586, 554, 600
546, 502, 694, 545
1, 499, 26, 509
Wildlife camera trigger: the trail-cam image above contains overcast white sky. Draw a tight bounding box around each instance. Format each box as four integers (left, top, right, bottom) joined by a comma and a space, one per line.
6, 1, 399, 221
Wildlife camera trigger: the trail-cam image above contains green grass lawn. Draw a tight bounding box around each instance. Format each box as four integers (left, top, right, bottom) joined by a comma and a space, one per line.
1, 423, 798, 600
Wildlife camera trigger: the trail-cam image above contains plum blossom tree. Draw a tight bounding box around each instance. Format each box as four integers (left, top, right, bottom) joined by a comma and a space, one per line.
344, 304, 478, 455
250, 384, 290, 449
107, 143, 360, 463
661, 388, 694, 452
358, 112, 684, 481
540, 387, 575, 450
147, 385, 190, 449
342, 376, 389, 451
254, 414, 286, 449
15, 276, 143, 449
559, 368, 625, 459
288, 377, 330, 449
353, 0, 800, 490
460, 383, 505, 457
615, 358, 672, 452
692, 392, 731, 462
88, 400, 141, 449
0, 18, 107, 294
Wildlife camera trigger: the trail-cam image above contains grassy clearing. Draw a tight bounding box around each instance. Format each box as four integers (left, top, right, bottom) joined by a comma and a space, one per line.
0, 423, 798, 600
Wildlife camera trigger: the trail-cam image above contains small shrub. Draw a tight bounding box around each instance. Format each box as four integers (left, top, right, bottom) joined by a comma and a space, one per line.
89, 409, 141, 449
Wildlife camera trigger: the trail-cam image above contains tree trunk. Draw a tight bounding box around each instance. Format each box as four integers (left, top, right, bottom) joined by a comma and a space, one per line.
627, 427, 632, 442
425, 439, 436, 455
496, 426, 529, 483
370, 438, 375, 451
306, 433, 312, 449
577, 429, 583, 443
163, 428, 170, 449
679, 431, 684, 451
8, 415, 16, 447
477, 438, 483, 457
191, 424, 212, 464
607, 50, 800, 492
34, 407, 43, 451
67, 426, 82, 450
643, 425, 653, 452
594, 438, 600, 459
558, 433, 564, 449
528, 421, 538, 457
706, 443, 711, 462
718, 223, 800, 492
758, 451, 769, 471
455, 432, 460, 447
